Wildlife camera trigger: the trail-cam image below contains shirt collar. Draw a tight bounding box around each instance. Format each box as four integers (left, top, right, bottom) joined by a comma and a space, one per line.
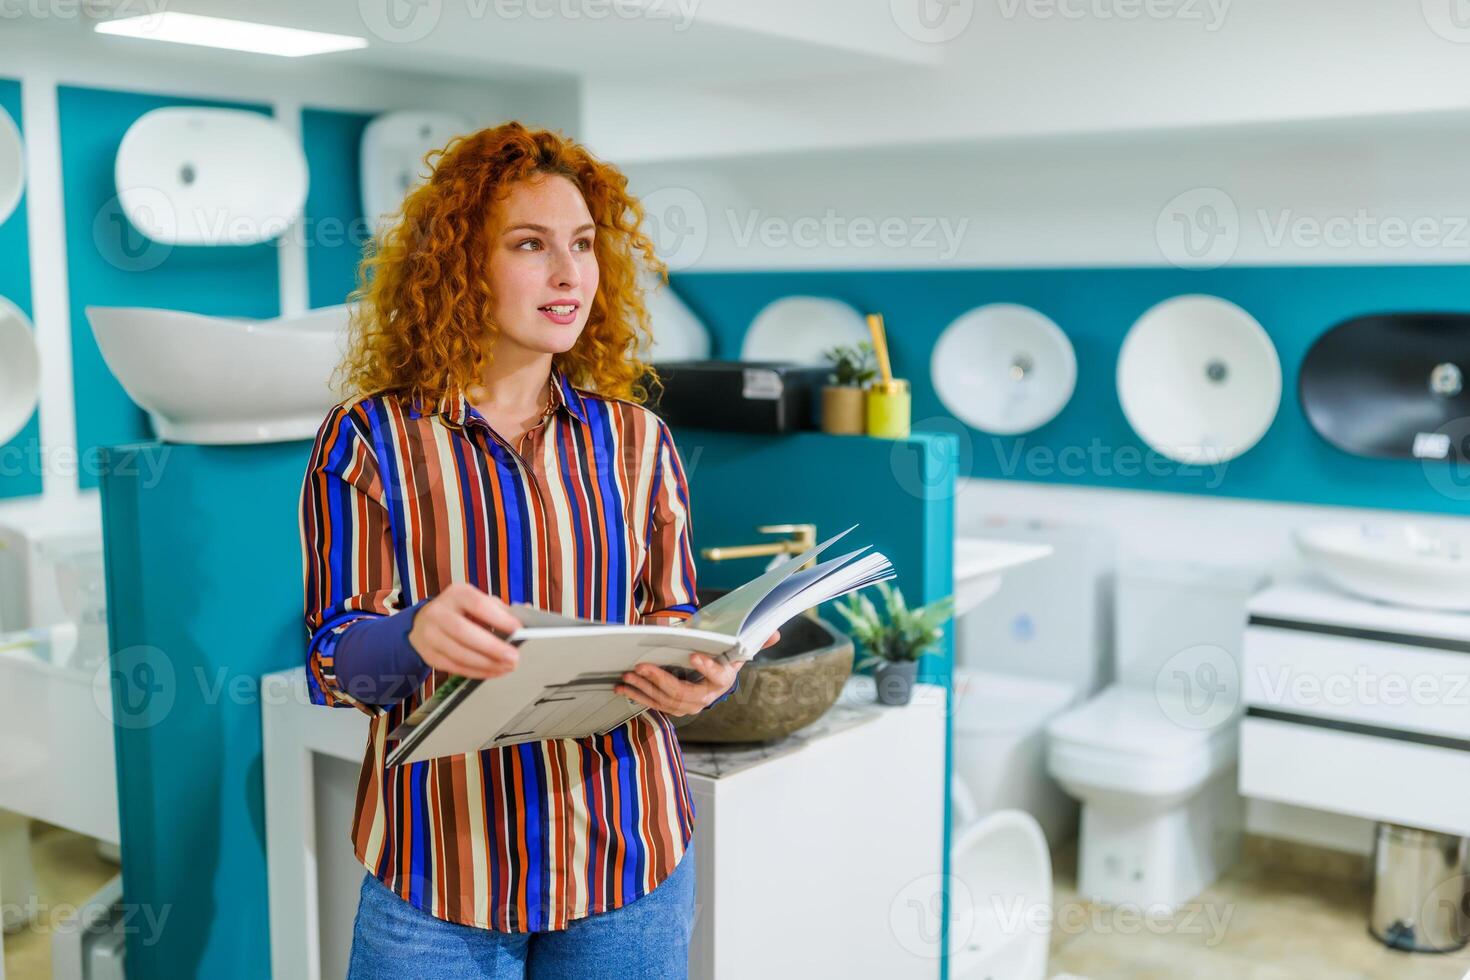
408, 367, 588, 427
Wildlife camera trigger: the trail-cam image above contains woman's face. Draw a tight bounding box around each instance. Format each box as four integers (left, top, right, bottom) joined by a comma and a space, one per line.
485, 174, 600, 363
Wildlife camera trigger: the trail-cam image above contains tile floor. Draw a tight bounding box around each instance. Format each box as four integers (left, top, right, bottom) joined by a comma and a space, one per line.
1047, 836, 1470, 980
6, 823, 1470, 979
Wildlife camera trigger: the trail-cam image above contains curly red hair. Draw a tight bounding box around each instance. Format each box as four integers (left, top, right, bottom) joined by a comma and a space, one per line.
335, 121, 668, 411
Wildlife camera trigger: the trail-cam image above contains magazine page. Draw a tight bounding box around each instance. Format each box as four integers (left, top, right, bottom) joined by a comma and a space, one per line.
683, 523, 859, 637
744, 545, 874, 628
386, 623, 738, 765
736, 550, 897, 656
505, 604, 601, 629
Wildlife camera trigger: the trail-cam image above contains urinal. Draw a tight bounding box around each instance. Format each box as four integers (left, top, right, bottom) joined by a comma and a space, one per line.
115, 107, 308, 245
932, 304, 1076, 434
641, 280, 711, 362
1117, 294, 1280, 464
360, 111, 465, 229
949, 809, 1051, 980
0, 296, 39, 444
0, 105, 23, 226
86, 304, 351, 444
741, 296, 870, 365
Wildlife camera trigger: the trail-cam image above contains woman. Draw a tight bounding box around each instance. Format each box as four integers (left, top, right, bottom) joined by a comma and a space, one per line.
299, 122, 778, 978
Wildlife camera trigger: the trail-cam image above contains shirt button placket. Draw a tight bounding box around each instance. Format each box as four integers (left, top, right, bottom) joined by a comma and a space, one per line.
520, 421, 555, 605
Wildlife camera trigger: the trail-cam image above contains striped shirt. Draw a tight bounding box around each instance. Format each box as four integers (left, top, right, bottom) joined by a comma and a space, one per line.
298, 366, 701, 932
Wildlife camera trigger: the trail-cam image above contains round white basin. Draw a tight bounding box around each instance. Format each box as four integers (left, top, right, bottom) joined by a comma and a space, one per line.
1118, 295, 1281, 464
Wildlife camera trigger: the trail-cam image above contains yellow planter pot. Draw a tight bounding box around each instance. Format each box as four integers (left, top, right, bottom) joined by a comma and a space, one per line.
865, 380, 911, 439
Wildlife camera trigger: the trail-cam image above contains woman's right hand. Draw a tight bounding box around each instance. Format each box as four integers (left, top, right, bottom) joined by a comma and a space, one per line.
407, 583, 523, 679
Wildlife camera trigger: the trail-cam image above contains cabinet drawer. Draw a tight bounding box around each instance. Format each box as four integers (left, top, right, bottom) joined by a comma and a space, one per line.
1243, 624, 1470, 739
1240, 716, 1470, 835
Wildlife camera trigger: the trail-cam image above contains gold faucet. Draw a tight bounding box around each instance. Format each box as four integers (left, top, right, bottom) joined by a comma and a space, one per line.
701, 524, 820, 626
701, 523, 816, 569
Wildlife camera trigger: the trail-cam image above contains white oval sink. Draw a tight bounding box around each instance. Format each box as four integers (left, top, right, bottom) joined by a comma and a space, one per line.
116, 107, 307, 246
1117, 295, 1281, 464
643, 280, 711, 362
86, 304, 351, 445
0, 106, 23, 227
360, 111, 465, 228
742, 296, 870, 365
1294, 522, 1470, 611
0, 296, 39, 444
932, 303, 1076, 434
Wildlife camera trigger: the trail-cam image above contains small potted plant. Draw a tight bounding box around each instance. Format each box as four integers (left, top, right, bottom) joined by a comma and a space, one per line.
834, 581, 955, 706
820, 341, 877, 435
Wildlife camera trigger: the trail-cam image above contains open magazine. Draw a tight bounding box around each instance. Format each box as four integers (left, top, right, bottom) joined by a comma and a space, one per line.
384, 523, 894, 766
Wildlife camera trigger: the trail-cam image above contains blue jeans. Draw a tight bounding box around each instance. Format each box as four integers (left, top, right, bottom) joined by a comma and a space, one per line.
346, 843, 696, 979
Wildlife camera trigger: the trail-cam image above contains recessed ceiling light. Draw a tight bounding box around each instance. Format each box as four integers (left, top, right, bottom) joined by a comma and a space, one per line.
95, 12, 368, 58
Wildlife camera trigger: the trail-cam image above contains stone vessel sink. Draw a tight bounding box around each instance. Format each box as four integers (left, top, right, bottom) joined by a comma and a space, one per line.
673, 588, 854, 744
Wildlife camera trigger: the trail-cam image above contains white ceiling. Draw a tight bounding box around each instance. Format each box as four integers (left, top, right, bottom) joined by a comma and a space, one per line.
42, 0, 942, 85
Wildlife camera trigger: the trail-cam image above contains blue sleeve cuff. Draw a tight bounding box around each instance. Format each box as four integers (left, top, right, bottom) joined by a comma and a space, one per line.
704, 668, 740, 710
333, 598, 433, 706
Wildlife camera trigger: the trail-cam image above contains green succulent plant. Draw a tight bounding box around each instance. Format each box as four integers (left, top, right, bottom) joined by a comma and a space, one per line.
824, 341, 878, 387
834, 581, 955, 668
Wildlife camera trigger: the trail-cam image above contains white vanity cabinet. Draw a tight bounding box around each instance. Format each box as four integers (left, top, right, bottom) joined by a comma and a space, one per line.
681, 680, 947, 979
1238, 578, 1470, 836
262, 671, 947, 980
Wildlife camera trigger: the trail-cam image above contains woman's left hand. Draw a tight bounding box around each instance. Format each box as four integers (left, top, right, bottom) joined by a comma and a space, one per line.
616, 628, 780, 717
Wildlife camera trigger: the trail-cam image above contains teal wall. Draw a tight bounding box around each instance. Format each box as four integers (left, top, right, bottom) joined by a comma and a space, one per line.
58, 86, 281, 489
301, 107, 374, 310
676, 428, 956, 678
0, 77, 39, 500
671, 264, 1470, 515
98, 428, 956, 979
99, 440, 306, 979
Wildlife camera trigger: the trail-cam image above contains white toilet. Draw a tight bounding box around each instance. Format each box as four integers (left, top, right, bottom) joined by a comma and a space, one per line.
1046, 560, 1267, 909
